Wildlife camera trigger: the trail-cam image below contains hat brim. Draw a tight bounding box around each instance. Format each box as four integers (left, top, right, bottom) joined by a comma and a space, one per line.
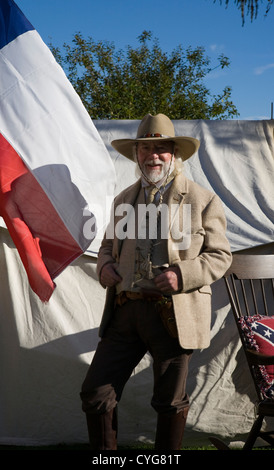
111, 136, 200, 161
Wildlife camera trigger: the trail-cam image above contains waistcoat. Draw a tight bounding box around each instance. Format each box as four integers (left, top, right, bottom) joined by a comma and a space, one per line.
115, 184, 171, 293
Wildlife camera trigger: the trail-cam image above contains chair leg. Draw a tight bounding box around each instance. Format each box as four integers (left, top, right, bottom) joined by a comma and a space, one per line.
243, 414, 264, 450
210, 415, 265, 451
209, 437, 230, 450
259, 432, 274, 447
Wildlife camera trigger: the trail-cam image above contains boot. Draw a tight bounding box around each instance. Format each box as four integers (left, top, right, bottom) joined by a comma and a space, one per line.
86, 407, 118, 450
154, 407, 189, 450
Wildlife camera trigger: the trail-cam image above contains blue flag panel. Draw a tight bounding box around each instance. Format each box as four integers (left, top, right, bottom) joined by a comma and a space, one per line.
0, 0, 34, 49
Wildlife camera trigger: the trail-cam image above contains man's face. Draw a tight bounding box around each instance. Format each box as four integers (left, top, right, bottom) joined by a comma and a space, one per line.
137, 141, 174, 183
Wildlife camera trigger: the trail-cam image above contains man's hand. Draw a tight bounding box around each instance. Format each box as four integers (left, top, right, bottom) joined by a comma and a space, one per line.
154, 266, 182, 293
100, 262, 122, 287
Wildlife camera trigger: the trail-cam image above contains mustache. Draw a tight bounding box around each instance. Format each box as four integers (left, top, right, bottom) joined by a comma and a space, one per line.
145, 160, 163, 166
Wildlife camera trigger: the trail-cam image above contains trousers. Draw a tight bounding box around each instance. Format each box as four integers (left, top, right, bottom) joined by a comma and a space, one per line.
81, 299, 192, 416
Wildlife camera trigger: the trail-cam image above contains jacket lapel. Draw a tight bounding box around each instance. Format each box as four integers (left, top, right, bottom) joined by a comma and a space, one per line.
120, 179, 142, 206
168, 172, 188, 229
115, 179, 142, 257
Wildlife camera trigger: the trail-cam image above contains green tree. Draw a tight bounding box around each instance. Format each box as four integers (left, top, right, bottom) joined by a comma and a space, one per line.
50, 30, 238, 120
214, 0, 273, 23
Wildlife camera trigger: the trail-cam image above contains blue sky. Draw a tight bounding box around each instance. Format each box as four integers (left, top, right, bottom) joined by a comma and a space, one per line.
15, 0, 274, 120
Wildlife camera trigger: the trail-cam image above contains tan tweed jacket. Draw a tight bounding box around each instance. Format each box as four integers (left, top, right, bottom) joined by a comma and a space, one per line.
97, 172, 232, 349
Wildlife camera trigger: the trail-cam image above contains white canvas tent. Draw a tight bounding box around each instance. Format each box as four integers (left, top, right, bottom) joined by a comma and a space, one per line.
0, 119, 273, 447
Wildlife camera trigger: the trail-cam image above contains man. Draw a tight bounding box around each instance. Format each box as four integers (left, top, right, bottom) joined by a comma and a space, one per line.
80, 113, 232, 450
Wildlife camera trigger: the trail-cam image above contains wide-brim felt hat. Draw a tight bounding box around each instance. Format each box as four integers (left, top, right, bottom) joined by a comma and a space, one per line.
111, 113, 200, 161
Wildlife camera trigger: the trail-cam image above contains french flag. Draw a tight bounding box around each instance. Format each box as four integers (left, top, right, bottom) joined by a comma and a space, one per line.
0, 0, 115, 301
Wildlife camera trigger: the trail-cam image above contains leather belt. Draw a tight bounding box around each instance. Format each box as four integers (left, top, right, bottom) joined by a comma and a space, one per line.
115, 290, 171, 307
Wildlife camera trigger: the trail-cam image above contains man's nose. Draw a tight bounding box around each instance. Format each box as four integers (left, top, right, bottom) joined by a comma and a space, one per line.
150, 146, 159, 156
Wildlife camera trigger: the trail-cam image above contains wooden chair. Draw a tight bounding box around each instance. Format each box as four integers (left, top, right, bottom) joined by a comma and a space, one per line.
211, 253, 274, 450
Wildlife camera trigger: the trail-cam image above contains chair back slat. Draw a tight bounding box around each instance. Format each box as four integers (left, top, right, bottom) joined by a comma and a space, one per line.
261, 279, 268, 316
250, 279, 259, 316
243, 279, 251, 315
231, 276, 241, 314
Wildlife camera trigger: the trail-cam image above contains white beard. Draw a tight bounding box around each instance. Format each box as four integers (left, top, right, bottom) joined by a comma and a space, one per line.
141, 159, 174, 184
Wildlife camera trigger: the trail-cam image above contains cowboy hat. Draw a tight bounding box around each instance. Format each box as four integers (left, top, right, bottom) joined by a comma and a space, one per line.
111, 113, 200, 161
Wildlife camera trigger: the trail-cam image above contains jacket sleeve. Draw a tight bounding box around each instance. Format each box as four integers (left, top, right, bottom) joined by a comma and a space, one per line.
175, 194, 232, 292
96, 235, 115, 287
96, 197, 116, 286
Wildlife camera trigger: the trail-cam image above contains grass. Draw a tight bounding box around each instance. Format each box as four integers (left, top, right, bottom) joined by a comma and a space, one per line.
0, 442, 272, 451
0, 442, 222, 452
